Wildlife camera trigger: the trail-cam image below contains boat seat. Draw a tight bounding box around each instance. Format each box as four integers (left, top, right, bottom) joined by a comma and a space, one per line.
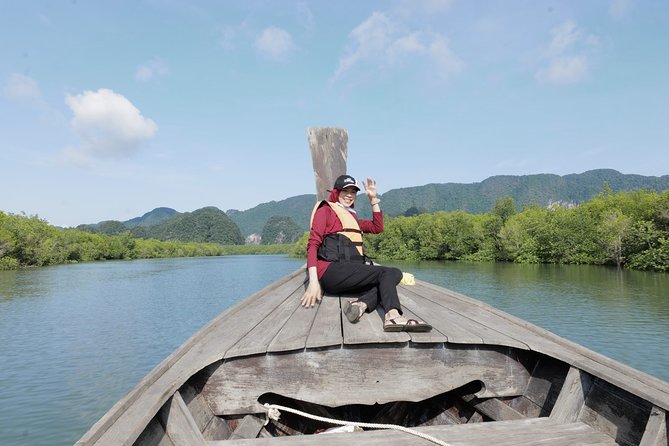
209, 417, 617, 445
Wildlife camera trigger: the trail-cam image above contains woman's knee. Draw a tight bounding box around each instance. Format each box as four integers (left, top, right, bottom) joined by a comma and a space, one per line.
381, 267, 403, 285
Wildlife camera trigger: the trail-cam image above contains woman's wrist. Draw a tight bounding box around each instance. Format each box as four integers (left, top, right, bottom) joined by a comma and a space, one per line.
370, 198, 381, 205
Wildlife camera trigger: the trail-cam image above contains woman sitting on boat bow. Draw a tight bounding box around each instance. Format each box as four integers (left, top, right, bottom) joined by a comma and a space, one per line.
302, 174, 431, 332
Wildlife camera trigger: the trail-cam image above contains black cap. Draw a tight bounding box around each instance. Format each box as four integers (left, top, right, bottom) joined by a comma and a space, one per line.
333, 174, 360, 191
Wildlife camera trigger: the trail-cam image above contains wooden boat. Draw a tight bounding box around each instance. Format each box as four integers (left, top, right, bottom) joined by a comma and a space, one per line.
77, 129, 669, 446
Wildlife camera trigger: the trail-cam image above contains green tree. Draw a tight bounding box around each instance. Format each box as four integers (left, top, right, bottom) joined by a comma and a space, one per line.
492, 196, 516, 222
598, 210, 632, 268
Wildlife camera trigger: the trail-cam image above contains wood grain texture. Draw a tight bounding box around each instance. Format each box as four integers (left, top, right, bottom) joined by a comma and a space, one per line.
133, 417, 174, 446
416, 279, 669, 410
460, 393, 526, 421
550, 366, 593, 423
401, 285, 528, 349
580, 378, 653, 446
159, 392, 206, 446
267, 297, 319, 353
639, 406, 668, 446
305, 295, 342, 349
202, 345, 532, 415
212, 418, 616, 446
398, 288, 482, 344
228, 415, 265, 440
307, 127, 348, 202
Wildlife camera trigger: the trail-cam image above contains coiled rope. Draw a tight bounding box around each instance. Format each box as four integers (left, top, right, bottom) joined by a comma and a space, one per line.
263, 403, 451, 446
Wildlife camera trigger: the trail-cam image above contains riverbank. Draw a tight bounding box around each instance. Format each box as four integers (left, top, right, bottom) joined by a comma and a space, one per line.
0, 211, 293, 270
4, 187, 669, 272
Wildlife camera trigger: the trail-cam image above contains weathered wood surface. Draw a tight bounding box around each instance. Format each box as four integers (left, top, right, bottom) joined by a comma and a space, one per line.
307, 128, 348, 202
639, 406, 668, 446
159, 392, 206, 446
459, 392, 526, 421
550, 366, 594, 423
212, 418, 617, 445
225, 286, 304, 358
78, 266, 669, 445
304, 294, 342, 349
228, 415, 266, 440
413, 280, 669, 411
202, 346, 532, 415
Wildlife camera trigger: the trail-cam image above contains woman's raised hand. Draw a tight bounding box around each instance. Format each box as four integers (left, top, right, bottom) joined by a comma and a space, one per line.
362, 177, 377, 200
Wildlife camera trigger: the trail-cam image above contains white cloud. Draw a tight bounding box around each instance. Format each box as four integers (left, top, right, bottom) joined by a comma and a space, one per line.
546, 21, 580, 57
609, 0, 632, 19
256, 26, 296, 62
60, 89, 157, 165
220, 21, 249, 51
334, 12, 462, 82
334, 12, 395, 78
537, 56, 588, 85
135, 58, 169, 82
297, 2, 315, 32
4, 73, 41, 101
536, 21, 597, 85
427, 35, 465, 79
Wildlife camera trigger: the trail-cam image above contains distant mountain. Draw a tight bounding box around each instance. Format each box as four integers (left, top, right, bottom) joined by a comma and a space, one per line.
227, 169, 669, 236
260, 215, 304, 244
78, 206, 244, 245
148, 207, 243, 245
379, 169, 669, 215
124, 207, 177, 228
82, 169, 669, 241
227, 194, 316, 238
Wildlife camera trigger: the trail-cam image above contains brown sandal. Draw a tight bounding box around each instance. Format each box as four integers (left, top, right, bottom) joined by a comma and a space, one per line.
383, 316, 406, 332
342, 300, 365, 323
404, 319, 432, 332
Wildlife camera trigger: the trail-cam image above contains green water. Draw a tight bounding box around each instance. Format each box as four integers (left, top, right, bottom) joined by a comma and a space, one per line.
0, 256, 667, 445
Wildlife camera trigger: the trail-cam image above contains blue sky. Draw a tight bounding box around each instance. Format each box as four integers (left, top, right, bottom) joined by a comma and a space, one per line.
1, 0, 668, 227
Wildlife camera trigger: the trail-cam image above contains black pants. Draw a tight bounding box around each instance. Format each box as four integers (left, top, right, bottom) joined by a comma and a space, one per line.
320, 262, 403, 314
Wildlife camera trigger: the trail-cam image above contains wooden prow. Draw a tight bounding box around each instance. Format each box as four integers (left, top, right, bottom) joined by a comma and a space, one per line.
307, 128, 348, 201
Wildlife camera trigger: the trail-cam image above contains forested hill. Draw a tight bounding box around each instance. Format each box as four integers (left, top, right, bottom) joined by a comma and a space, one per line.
227, 169, 669, 236
78, 169, 669, 239
227, 195, 315, 239
379, 169, 669, 216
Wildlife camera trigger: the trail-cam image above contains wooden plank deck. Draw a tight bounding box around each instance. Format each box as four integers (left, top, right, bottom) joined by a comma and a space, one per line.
211, 418, 617, 446
77, 266, 669, 446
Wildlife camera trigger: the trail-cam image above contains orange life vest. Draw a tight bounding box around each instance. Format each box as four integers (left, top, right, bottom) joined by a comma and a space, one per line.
310, 201, 365, 260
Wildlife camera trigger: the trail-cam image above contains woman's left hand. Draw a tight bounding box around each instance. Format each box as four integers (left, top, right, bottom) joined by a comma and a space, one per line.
362, 177, 377, 200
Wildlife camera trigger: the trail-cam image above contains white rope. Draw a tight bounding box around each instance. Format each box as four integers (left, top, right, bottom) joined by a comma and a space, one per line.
263, 403, 451, 446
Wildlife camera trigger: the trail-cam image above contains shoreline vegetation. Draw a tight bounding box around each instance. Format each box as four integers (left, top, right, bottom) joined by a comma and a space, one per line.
0, 211, 293, 270
2, 188, 669, 272
293, 188, 669, 273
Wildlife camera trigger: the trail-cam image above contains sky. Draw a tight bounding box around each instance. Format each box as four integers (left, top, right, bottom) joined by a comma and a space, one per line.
1, 0, 668, 227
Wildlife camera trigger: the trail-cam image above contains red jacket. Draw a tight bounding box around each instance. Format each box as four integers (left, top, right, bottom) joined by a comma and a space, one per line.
307, 203, 384, 279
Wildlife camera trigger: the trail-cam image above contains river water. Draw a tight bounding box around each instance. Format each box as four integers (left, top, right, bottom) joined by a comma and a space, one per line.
0, 255, 667, 445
